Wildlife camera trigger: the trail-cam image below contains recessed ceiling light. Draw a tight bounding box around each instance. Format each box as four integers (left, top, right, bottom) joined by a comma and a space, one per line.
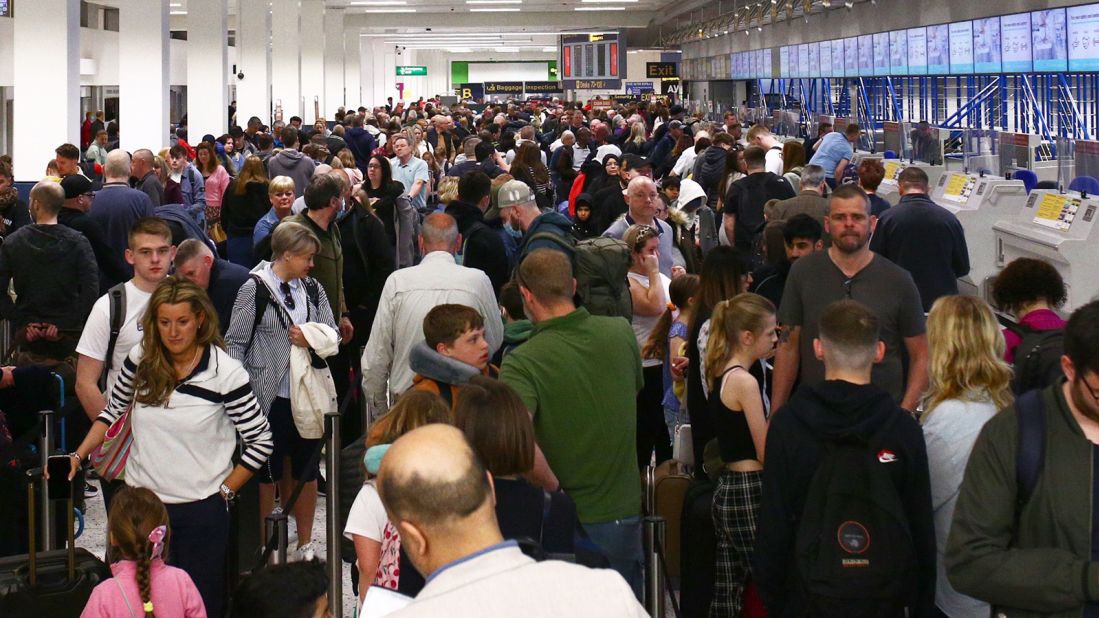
466, 0, 522, 3
542, 46, 557, 52
579, 0, 639, 2
575, 6, 626, 10
364, 8, 417, 12
495, 47, 520, 52
351, 1, 408, 4
170, 10, 187, 15
470, 7, 520, 11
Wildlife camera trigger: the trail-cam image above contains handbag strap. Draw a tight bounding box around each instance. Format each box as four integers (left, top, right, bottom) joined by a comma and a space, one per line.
114, 577, 138, 618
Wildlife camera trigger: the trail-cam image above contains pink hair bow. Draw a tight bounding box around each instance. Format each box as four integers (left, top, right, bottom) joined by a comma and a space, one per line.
148, 525, 167, 560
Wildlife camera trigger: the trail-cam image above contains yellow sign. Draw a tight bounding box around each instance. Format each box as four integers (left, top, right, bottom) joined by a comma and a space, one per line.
589, 34, 605, 42
941, 173, 975, 202
1033, 193, 1080, 231
883, 161, 902, 182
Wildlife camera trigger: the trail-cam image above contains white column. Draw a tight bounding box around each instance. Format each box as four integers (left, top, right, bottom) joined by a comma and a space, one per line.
188, 0, 229, 139
345, 31, 362, 109
13, 0, 79, 181
324, 8, 346, 114
300, 0, 325, 122
271, 0, 302, 120
119, 0, 169, 152
237, 0, 271, 126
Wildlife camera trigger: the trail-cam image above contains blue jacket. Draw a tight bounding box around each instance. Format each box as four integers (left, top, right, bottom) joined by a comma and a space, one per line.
345, 127, 377, 174
208, 258, 251, 334
518, 211, 574, 260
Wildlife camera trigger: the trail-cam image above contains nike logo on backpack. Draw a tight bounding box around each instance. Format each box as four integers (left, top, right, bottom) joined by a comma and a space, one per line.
877, 450, 897, 464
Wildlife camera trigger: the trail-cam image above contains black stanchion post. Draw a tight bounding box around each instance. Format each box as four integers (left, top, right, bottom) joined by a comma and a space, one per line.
325, 410, 342, 616
643, 516, 667, 618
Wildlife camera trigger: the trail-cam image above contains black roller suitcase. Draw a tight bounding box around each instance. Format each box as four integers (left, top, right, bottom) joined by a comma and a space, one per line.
0, 472, 111, 617
679, 479, 716, 618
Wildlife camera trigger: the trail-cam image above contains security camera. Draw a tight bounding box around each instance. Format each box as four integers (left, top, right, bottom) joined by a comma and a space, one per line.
426, 27, 432, 31
237, 71, 245, 80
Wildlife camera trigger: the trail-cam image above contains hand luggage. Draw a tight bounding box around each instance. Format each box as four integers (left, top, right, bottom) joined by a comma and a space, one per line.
644, 460, 692, 579
0, 472, 111, 617
679, 479, 716, 618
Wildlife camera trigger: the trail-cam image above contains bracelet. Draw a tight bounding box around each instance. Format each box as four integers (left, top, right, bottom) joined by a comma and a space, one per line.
68, 452, 82, 462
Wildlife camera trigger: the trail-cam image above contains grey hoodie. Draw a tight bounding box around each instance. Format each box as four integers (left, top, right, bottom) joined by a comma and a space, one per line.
267, 149, 317, 198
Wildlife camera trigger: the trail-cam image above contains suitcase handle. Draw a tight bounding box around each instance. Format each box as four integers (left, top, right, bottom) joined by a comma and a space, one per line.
24, 468, 77, 587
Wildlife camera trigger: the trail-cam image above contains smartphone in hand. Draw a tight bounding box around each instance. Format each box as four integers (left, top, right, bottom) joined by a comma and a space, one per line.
46, 455, 74, 500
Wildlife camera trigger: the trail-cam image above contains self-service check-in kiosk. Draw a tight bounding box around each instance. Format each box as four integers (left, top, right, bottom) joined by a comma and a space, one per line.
993, 189, 1099, 312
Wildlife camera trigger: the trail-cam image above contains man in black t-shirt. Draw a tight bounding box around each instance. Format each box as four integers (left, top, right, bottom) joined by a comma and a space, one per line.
722, 146, 796, 258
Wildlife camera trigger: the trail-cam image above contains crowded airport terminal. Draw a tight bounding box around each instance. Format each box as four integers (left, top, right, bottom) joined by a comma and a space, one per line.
3, 0, 1099, 616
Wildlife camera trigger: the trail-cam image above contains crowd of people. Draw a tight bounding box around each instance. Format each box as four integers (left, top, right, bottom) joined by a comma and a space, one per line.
0, 94, 1091, 618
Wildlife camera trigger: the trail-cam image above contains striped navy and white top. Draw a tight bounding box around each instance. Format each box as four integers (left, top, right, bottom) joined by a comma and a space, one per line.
96, 342, 273, 504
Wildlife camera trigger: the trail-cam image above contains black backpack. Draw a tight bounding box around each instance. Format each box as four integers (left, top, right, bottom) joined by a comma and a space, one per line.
1005, 323, 1064, 395
794, 413, 918, 617
98, 282, 128, 392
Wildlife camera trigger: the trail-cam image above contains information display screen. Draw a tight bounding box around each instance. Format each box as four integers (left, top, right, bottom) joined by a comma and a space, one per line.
858, 35, 873, 75
819, 40, 833, 78
927, 24, 950, 74
873, 32, 890, 75
940, 173, 978, 204
799, 44, 811, 78
1032, 192, 1082, 231
1068, 3, 1099, 72
890, 30, 908, 75
845, 38, 859, 77
808, 43, 821, 78
780, 47, 790, 78
907, 27, 928, 75
973, 17, 1002, 73
949, 21, 974, 73
1032, 8, 1068, 72
762, 49, 773, 78
1000, 13, 1032, 73
831, 40, 845, 77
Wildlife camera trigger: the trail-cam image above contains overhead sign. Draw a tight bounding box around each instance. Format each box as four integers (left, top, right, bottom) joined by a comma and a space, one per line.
646, 62, 678, 78
484, 82, 524, 95
571, 79, 621, 90
661, 79, 681, 96
625, 82, 655, 96
524, 81, 562, 94
396, 66, 427, 76
456, 83, 485, 100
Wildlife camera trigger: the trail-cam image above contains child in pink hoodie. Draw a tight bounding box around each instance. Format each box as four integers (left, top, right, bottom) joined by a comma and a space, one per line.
81, 487, 206, 618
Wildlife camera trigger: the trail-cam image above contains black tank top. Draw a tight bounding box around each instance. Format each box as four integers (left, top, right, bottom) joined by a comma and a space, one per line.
708, 366, 758, 463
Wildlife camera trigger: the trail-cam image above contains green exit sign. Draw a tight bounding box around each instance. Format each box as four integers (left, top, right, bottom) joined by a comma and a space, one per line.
396, 66, 427, 76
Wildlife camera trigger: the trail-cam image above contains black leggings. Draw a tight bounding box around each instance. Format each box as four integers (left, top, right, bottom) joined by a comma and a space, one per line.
637, 364, 672, 469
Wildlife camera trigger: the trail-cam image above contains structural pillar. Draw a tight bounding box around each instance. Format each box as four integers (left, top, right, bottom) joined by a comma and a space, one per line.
237, 0, 272, 126
119, 0, 170, 152
13, 0, 79, 181
272, 0, 302, 121
323, 7, 346, 115
188, 0, 229, 139
300, 0, 325, 122
345, 31, 362, 109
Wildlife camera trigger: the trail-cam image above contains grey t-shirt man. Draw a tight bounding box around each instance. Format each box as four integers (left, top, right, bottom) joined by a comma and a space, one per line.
778, 250, 925, 402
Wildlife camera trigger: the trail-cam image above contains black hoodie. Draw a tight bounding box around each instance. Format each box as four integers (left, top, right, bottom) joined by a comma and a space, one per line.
752, 380, 936, 618
444, 199, 509, 297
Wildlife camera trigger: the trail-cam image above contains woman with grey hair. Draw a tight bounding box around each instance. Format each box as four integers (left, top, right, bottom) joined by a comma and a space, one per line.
225, 221, 339, 562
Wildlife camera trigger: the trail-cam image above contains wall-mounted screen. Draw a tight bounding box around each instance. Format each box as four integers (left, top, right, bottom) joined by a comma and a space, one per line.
763, 49, 773, 79
830, 39, 844, 78
949, 21, 974, 73
1068, 3, 1099, 72
873, 32, 890, 75
1032, 8, 1068, 72
1000, 12, 1032, 73
819, 41, 832, 78
808, 43, 821, 78
927, 24, 950, 74
780, 46, 790, 78
790, 45, 801, 77
844, 37, 858, 77
907, 27, 928, 75
753, 50, 762, 79
973, 17, 1002, 73
858, 35, 873, 76
890, 30, 908, 75
799, 43, 811, 78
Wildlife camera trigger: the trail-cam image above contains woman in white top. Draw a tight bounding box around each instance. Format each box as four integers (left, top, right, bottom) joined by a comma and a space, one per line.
921, 295, 1014, 618
68, 278, 273, 618
625, 224, 672, 469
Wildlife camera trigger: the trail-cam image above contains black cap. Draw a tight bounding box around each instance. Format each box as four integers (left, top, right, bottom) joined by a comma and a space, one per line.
60, 175, 93, 199
621, 153, 651, 171
667, 120, 684, 131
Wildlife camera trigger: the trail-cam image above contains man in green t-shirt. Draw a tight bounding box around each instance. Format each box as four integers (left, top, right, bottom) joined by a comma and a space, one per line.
499, 249, 644, 597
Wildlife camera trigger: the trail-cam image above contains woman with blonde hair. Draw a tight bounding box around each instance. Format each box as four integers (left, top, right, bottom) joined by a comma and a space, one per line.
68, 279, 272, 617
921, 294, 1013, 618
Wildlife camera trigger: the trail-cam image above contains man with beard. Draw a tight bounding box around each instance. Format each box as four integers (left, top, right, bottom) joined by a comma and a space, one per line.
770, 184, 927, 413
947, 300, 1099, 618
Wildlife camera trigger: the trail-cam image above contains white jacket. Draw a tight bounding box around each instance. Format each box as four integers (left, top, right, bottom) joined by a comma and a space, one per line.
289, 322, 340, 439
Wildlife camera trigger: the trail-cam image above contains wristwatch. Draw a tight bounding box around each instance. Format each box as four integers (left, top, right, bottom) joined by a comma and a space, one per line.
219, 483, 236, 502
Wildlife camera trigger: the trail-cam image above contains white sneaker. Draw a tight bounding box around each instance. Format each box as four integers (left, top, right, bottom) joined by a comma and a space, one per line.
292, 541, 315, 562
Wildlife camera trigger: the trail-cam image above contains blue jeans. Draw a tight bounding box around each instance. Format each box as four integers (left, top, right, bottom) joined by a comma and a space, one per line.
582, 515, 643, 600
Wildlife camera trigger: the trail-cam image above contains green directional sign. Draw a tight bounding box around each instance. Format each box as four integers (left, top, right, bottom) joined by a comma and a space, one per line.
396, 66, 427, 76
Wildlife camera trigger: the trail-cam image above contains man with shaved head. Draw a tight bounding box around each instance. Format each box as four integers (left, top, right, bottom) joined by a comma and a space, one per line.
378, 424, 647, 617
603, 175, 675, 277
130, 148, 163, 207
362, 213, 502, 417
89, 149, 156, 264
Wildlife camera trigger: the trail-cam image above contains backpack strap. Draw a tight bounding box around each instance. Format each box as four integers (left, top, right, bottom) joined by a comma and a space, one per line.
246, 274, 282, 354
99, 282, 127, 392
1014, 389, 1047, 517
301, 277, 321, 321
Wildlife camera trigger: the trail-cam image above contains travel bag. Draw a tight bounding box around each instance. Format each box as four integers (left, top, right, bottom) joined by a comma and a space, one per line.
644, 459, 692, 578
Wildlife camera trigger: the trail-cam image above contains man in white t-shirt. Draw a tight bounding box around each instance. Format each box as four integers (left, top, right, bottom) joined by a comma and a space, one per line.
74, 216, 174, 507
747, 125, 786, 176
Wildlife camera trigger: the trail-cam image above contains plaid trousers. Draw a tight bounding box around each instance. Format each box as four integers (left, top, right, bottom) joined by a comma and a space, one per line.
710, 469, 762, 618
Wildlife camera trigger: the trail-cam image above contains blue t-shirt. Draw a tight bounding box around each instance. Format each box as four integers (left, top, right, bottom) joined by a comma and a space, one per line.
808, 132, 854, 179
390, 156, 430, 212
